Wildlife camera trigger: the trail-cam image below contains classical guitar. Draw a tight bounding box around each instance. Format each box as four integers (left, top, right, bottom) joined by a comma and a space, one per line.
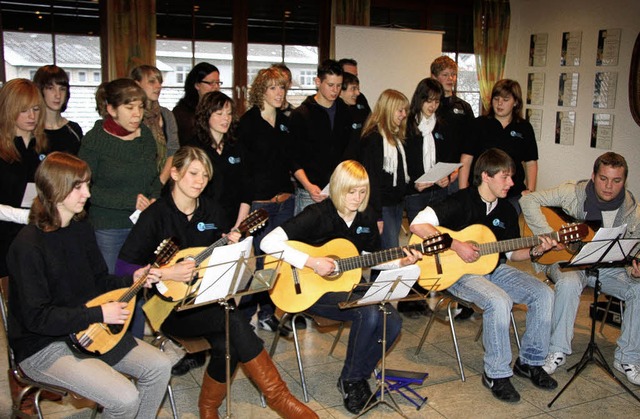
266, 234, 452, 313
154, 208, 269, 301
410, 222, 589, 292
522, 206, 596, 264
69, 238, 178, 355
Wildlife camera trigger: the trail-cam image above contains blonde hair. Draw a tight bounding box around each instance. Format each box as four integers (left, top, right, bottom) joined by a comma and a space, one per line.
329, 160, 370, 214
170, 146, 213, 184
248, 67, 287, 110
29, 152, 91, 232
0, 78, 47, 163
361, 89, 409, 147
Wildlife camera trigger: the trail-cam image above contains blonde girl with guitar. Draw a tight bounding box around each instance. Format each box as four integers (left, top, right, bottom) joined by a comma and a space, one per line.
116, 146, 316, 419
7, 152, 171, 418
260, 160, 423, 415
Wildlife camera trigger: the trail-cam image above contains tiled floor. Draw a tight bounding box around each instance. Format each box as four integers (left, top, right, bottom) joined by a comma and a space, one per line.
2, 264, 640, 418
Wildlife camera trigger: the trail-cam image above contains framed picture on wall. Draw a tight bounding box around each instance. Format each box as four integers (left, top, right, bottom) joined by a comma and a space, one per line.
593, 71, 618, 109
529, 33, 548, 67
555, 111, 575, 145
561, 31, 582, 66
591, 113, 614, 149
596, 29, 621, 66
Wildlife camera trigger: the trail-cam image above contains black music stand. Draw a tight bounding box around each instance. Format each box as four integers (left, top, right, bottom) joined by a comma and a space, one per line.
339, 265, 426, 418
548, 234, 640, 408
174, 238, 283, 418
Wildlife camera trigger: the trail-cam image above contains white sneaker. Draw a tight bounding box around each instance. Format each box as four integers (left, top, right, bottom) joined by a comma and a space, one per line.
542, 352, 566, 374
614, 361, 640, 385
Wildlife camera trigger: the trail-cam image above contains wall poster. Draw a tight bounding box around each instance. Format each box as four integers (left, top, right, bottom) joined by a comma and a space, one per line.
593, 71, 618, 109
558, 72, 579, 107
561, 31, 582, 66
591, 113, 614, 149
555, 111, 576, 145
527, 73, 545, 105
596, 28, 621, 66
526, 108, 543, 141
529, 33, 548, 67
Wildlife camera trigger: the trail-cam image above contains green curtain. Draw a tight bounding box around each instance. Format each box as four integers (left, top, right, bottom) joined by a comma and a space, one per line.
107, 0, 156, 80
473, 0, 510, 114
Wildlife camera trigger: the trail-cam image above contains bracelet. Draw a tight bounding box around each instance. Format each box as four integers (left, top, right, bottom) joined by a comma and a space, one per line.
529, 245, 543, 260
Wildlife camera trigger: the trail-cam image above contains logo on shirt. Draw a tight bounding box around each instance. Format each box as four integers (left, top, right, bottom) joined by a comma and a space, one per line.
351, 122, 362, 129
355, 226, 371, 234
356, 104, 366, 110
279, 124, 289, 133
434, 132, 444, 141
510, 130, 524, 139
453, 108, 465, 115
197, 222, 217, 232
492, 218, 506, 229
39, 153, 47, 161
228, 156, 241, 164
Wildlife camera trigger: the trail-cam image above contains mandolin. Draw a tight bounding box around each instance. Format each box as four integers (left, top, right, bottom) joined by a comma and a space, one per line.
69, 238, 178, 355
153, 208, 268, 301
410, 222, 589, 292
266, 234, 452, 313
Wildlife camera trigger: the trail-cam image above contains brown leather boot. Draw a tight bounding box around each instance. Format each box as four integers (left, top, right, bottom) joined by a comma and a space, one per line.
242, 349, 318, 419
198, 372, 227, 419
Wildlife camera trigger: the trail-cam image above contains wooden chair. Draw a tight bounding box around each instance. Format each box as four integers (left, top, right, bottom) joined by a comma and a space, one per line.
269, 312, 345, 402
415, 291, 521, 382
0, 276, 98, 419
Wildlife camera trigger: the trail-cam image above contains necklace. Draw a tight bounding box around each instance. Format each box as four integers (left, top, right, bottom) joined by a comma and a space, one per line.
183, 198, 199, 217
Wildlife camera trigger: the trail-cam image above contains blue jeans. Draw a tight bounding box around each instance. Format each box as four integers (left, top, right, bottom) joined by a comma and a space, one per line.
404, 188, 448, 224
447, 264, 554, 378
240, 196, 295, 321
381, 202, 404, 249
546, 263, 640, 364
20, 340, 171, 419
305, 290, 402, 381
294, 188, 315, 216
95, 228, 131, 274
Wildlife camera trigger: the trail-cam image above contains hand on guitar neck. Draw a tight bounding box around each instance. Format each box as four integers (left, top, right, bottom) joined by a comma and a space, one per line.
305, 246, 423, 277
100, 265, 162, 325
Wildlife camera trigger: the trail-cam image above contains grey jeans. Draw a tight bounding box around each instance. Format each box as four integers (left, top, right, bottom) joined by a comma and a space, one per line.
20, 339, 172, 418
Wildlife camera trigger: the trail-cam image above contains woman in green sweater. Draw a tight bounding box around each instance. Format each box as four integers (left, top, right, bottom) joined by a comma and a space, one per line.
79, 78, 161, 274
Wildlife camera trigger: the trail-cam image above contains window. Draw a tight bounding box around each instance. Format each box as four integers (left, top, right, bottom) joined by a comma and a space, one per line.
93, 71, 101, 82
446, 53, 481, 117
299, 70, 316, 88
77, 71, 87, 82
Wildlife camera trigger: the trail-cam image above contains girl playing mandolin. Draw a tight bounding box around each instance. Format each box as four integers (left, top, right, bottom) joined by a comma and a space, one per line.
116, 146, 317, 419
7, 152, 171, 418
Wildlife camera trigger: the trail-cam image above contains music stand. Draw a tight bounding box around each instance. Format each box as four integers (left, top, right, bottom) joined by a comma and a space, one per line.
174, 238, 283, 418
338, 265, 424, 418
548, 232, 640, 408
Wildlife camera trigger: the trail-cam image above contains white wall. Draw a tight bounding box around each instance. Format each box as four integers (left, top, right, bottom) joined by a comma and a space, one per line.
505, 0, 640, 196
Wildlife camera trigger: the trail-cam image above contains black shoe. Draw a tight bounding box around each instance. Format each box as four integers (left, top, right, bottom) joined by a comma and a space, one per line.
258, 314, 280, 332
513, 358, 558, 390
337, 378, 375, 414
171, 352, 206, 376
482, 373, 520, 403
455, 305, 475, 320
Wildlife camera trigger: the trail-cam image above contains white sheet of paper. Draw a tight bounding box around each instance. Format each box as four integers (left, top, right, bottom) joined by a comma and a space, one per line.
194, 237, 253, 304
320, 183, 330, 196
569, 225, 638, 265
356, 265, 420, 305
20, 182, 37, 208
414, 162, 463, 184
129, 209, 141, 224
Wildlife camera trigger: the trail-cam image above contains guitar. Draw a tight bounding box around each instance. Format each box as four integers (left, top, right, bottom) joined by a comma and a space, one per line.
522, 207, 596, 264
410, 223, 589, 292
153, 208, 269, 301
69, 238, 178, 355
265, 234, 452, 313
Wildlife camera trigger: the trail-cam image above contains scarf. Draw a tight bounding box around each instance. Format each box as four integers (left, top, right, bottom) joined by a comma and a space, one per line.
382, 133, 409, 187
143, 101, 168, 172
583, 179, 625, 221
103, 115, 132, 137
417, 113, 437, 173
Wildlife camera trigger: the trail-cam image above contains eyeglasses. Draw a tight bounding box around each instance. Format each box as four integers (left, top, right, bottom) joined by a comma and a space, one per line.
200, 80, 223, 86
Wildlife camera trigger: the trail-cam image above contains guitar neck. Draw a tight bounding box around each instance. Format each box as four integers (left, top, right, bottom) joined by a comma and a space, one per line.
194, 237, 229, 266
117, 264, 156, 303
336, 242, 424, 272
477, 232, 559, 256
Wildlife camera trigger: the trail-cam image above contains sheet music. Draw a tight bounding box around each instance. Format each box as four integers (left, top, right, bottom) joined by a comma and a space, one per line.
320, 183, 330, 196
414, 162, 463, 184
356, 265, 420, 305
194, 237, 254, 304
569, 225, 639, 265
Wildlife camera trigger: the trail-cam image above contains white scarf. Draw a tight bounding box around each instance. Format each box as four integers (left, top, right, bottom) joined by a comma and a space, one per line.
417, 113, 437, 173
382, 132, 409, 187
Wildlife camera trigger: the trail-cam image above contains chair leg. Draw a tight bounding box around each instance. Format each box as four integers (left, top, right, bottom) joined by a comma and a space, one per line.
510, 311, 521, 351
165, 381, 178, 419
447, 301, 465, 382
269, 313, 290, 357
415, 296, 447, 355
599, 295, 614, 333
328, 322, 345, 356
291, 313, 309, 403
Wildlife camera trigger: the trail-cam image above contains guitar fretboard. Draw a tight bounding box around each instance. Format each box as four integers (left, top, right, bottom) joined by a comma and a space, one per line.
194, 237, 229, 265
336, 242, 426, 272
478, 232, 559, 256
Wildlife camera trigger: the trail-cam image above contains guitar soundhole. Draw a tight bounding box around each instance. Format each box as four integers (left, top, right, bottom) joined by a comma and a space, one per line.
108, 324, 123, 334
325, 254, 342, 281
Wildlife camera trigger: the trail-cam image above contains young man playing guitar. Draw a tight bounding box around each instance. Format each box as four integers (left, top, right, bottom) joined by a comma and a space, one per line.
7, 153, 171, 418
261, 160, 424, 414
410, 148, 558, 403
521, 152, 640, 385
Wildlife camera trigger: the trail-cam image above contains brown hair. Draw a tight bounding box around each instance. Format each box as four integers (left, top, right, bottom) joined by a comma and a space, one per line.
487, 79, 524, 122
248, 67, 287, 110
0, 79, 48, 163
33, 65, 71, 112
593, 152, 628, 180
430, 56, 458, 77
194, 91, 236, 149
95, 78, 147, 118
473, 148, 515, 187
29, 152, 91, 232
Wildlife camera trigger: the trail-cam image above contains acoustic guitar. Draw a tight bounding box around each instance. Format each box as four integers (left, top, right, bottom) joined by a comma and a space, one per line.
521, 207, 596, 264
410, 222, 589, 292
266, 234, 452, 313
69, 238, 178, 356
153, 208, 268, 301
